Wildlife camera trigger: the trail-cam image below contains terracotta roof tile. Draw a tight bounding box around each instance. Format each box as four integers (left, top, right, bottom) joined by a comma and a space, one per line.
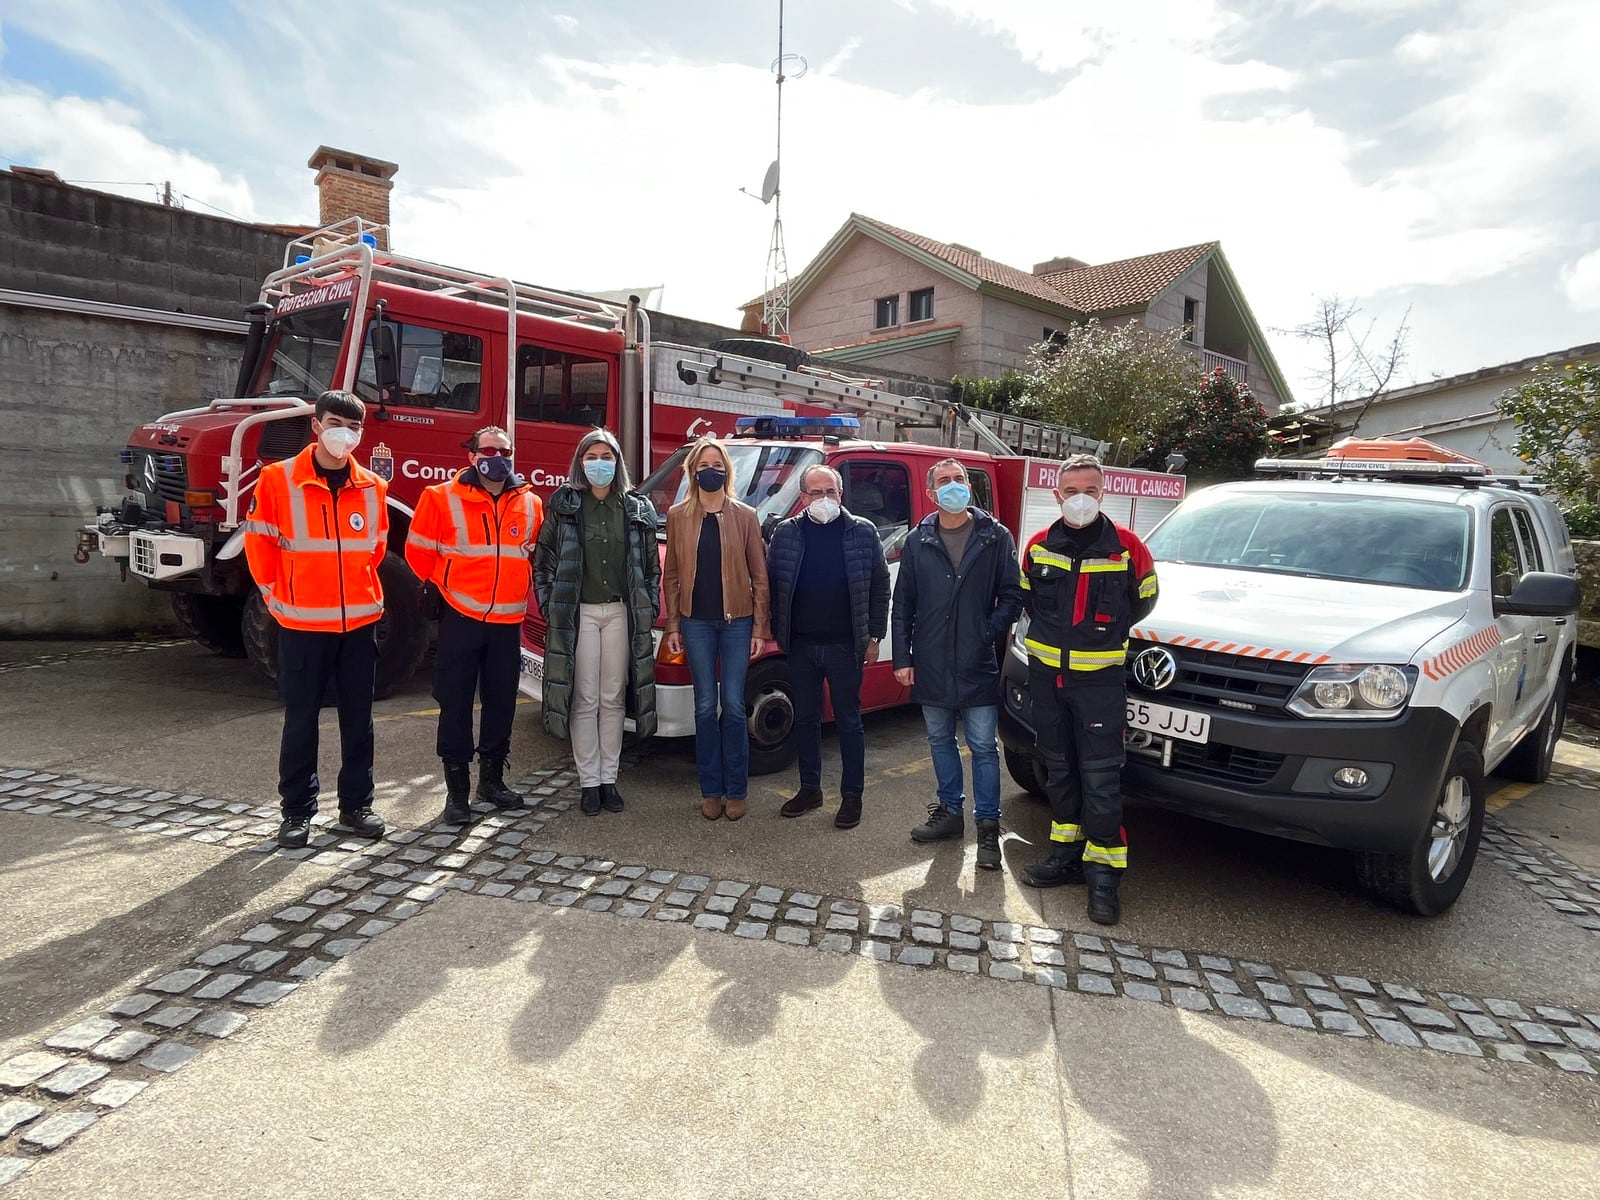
853, 214, 1080, 309
1038, 242, 1216, 312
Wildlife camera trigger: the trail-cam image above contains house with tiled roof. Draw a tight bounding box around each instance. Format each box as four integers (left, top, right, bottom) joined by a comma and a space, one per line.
739, 213, 1293, 411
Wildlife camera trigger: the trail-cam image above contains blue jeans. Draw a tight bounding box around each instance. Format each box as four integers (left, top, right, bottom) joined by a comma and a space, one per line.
681, 616, 753, 800
789, 638, 865, 797
923, 704, 1000, 822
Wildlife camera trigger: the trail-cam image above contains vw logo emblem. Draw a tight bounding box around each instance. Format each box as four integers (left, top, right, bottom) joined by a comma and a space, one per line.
1132, 646, 1177, 692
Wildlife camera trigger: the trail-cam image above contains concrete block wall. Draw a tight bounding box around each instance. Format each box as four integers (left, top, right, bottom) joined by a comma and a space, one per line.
789, 235, 982, 356
0, 172, 288, 320
0, 310, 244, 636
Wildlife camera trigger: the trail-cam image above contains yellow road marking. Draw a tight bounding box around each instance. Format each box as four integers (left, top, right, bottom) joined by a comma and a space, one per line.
1486, 781, 1536, 813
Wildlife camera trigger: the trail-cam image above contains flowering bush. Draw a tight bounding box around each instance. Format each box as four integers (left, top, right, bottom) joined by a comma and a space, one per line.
1136, 367, 1268, 479
1497, 361, 1600, 537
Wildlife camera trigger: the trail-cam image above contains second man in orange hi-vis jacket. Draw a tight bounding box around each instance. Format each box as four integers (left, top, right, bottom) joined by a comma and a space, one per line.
244, 389, 390, 850
405, 425, 544, 825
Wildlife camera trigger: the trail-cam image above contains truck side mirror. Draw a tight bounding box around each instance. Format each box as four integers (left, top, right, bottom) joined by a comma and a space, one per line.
1496, 571, 1582, 617
371, 319, 401, 405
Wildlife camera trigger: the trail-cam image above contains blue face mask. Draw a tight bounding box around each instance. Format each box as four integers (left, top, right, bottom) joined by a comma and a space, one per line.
582, 457, 617, 488
935, 481, 971, 514
476, 455, 512, 483
696, 467, 727, 494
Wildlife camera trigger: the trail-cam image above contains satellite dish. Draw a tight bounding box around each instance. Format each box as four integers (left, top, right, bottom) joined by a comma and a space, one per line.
760, 160, 780, 204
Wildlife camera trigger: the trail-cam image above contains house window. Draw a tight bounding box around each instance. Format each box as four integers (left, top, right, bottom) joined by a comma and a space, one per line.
874, 295, 899, 329
1182, 297, 1198, 342
909, 288, 934, 322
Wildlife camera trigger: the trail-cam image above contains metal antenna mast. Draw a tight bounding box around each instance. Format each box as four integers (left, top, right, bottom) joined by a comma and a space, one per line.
759, 0, 805, 340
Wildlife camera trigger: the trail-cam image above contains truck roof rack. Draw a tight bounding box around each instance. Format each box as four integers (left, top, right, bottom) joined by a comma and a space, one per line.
1255, 436, 1499, 484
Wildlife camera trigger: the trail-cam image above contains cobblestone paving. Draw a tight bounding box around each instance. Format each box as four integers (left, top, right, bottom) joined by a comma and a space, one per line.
0, 641, 190, 677
2, 763, 1598, 1185
1482, 815, 1600, 935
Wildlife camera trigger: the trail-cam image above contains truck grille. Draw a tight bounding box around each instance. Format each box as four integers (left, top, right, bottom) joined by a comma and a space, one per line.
522, 614, 547, 653
127, 449, 189, 504
257, 416, 311, 462
1167, 741, 1285, 786
1129, 640, 1308, 719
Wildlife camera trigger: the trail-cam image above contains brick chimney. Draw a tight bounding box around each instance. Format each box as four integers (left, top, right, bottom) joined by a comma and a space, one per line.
307, 146, 397, 247
1034, 255, 1090, 276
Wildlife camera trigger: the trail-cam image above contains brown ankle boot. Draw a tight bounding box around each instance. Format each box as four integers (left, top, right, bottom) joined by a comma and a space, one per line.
701, 795, 725, 821
724, 796, 748, 822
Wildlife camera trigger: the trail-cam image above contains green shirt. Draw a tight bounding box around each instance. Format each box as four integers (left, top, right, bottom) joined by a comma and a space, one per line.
579, 488, 628, 604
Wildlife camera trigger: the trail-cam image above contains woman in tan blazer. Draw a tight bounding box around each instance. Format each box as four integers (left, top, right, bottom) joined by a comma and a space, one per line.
662, 438, 772, 821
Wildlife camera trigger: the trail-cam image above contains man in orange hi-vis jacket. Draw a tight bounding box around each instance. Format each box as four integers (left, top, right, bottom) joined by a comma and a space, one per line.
405, 425, 543, 825
244, 389, 390, 850
1018, 452, 1158, 926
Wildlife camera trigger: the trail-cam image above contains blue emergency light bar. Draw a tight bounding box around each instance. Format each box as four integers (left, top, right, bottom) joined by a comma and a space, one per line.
734, 414, 862, 439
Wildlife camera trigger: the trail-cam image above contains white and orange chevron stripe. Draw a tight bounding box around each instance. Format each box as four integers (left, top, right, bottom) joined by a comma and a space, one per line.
1130, 629, 1333, 665
1421, 626, 1502, 680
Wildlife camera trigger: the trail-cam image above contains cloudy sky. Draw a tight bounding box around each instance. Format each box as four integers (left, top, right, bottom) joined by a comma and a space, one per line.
2, 0, 1596, 405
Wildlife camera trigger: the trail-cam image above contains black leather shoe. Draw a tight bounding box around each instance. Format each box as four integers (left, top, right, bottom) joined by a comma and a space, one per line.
975, 819, 1003, 871
276, 816, 310, 849
580, 786, 603, 816
337, 807, 386, 839
601, 783, 624, 812
911, 801, 963, 843
835, 793, 863, 830
1022, 845, 1085, 888
1085, 864, 1122, 926
780, 786, 823, 818
441, 763, 473, 826
476, 758, 525, 810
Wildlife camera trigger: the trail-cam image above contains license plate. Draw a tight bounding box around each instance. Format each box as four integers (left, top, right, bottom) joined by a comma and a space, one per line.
520, 653, 544, 683
1126, 698, 1210, 744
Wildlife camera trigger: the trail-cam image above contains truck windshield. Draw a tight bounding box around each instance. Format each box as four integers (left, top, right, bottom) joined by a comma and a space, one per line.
640, 443, 824, 536
254, 305, 349, 397
1147, 492, 1472, 591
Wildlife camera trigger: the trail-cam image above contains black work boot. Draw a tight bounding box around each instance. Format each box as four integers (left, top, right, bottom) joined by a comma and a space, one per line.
277, 816, 311, 849
975, 819, 1003, 871
911, 802, 964, 843
1021, 843, 1085, 888
337, 807, 386, 839
600, 783, 624, 813
1085, 863, 1123, 926
835, 793, 863, 830
441, 763, 473, 825
780, 786, 824, 818
476, 758, 524, 810
580, 786, 603, 816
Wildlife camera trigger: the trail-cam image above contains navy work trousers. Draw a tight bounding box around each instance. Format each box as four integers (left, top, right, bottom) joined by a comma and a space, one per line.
277, 624, 377, 820
433, 605, 522, 765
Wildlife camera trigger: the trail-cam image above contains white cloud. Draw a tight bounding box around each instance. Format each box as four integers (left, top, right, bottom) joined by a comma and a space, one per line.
3, 0, 1597, 401
550, 13, 578, 36
1563, 249, 1600, 312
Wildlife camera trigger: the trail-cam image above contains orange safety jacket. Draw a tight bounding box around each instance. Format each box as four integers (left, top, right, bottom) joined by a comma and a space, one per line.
242, 446, 389, 633
404, 469, 543, 624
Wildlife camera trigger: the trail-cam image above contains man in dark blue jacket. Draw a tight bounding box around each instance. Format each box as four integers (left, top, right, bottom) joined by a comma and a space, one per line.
767, 464, 890, 830
892, 458, 1024, 870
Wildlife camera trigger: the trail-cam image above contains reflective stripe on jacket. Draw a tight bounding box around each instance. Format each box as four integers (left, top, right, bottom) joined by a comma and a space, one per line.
1020, 516, 1157, 681
405, 469, 543, 624
242, 446, 389, 633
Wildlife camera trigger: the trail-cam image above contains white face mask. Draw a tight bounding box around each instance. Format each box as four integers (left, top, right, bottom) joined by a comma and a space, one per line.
1060, 493, 1100, 528
319, 425, 361, 460
807, 497, 841, 524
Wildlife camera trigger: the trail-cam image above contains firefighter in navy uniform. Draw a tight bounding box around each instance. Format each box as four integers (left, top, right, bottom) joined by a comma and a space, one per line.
1019, 453, 1158, 925
405, 425, 544, 825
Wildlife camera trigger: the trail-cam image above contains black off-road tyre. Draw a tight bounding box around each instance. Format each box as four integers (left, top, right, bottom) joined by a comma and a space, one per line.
241, 589, 279, 683
745, 658, 797, 776
372, 552, 427, 700
170, 593, 247, 658
1498, 673, 1568, 784
1357, 742, 1486, 916
1005, 747, 1048, 798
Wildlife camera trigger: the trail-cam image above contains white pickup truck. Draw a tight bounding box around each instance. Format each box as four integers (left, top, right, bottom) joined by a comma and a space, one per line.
998, 440, 1583, 915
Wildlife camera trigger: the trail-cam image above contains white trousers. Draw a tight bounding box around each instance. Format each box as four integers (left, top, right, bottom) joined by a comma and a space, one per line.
571, 602, 628, 787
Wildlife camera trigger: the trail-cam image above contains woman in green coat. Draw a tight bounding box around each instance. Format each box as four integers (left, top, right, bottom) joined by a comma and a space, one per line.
533, 428, 661, 816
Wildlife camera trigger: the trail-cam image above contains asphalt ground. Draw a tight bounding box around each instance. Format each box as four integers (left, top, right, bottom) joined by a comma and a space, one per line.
1, 638, 1597, 1195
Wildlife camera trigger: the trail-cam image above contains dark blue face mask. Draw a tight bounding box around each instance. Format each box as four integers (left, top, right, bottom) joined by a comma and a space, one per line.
476, 455, 512, 482
696, 467, 727, 494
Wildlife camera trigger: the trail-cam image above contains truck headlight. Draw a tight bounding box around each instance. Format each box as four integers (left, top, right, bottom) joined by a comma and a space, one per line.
1289, 664, 1414, 719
